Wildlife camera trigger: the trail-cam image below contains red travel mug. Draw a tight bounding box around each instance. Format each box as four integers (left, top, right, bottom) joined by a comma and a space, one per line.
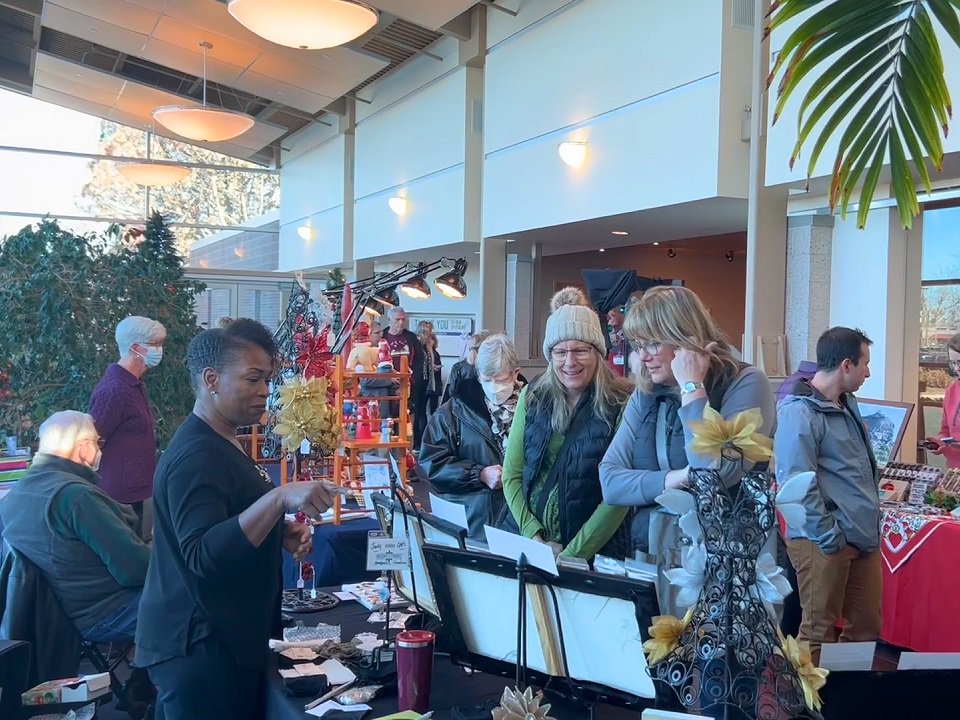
395, 629, 435, 713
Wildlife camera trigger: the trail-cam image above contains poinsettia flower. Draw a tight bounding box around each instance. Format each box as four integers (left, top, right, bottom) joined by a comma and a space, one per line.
778, 634, 829, 712
643, 606, 695, 665
665, 544, 708, 608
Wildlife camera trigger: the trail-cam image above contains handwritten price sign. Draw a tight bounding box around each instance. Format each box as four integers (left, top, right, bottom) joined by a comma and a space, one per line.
366, 531, 411, 571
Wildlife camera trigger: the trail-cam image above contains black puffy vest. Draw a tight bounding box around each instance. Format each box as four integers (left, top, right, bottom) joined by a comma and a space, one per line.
521, 388, 628, 557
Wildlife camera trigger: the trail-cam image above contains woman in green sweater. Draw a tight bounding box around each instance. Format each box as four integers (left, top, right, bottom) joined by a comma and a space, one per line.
501, 287, 633, 559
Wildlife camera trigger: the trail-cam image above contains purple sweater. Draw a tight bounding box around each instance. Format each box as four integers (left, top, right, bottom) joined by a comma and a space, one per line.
88, 363, 158, 504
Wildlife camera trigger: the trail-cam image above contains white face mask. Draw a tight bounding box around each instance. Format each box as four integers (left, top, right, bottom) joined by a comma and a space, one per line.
137, 345, 163, 368
481, 379, 514, 406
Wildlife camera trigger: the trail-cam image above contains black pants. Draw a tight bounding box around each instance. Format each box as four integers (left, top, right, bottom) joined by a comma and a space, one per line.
412, 382, 429, 450
148, 637, 264, 720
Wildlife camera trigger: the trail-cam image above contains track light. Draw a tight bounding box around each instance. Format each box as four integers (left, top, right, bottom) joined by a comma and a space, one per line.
725, 251, 735, 263
374, 286, 400, 308
361, 298, 382, 317
434, 259, 468, 299
667, 249, 677, 259
400, 264, 431, 299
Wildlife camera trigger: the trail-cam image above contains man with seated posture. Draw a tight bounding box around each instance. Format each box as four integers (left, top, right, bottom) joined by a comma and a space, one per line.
0, 410, 149, 643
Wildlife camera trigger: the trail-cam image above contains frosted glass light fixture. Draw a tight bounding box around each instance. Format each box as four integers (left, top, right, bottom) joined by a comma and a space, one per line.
558, 141, 587, 167
118, 162, 190, 187
153, 42, 255, 142
117, 130, 190, 187
228, 0, 378, 50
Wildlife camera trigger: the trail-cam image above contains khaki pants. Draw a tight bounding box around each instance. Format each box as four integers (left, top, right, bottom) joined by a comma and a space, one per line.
786, 538, 882, 653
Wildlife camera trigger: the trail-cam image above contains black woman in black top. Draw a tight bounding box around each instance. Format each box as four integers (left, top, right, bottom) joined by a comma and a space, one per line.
136, 319, 335, 720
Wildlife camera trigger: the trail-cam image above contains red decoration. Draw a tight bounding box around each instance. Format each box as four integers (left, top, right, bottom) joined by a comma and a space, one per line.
301, 561, 314, 581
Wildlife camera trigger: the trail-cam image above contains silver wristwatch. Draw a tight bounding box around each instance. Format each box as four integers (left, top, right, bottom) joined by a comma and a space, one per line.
680, 381, 705, 395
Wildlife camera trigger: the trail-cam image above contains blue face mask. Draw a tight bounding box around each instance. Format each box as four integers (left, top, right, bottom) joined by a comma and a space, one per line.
135, 345, 163, 368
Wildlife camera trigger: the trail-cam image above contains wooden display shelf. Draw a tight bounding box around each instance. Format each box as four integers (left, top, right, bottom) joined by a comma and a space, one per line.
331, 355, 412, 524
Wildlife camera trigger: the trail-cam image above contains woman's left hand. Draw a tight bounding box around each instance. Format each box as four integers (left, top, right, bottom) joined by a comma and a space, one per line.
671, 341, 719, 386
283, 521, 313, 561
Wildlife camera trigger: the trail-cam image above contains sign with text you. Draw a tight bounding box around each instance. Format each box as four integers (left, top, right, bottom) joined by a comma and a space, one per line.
407, 315, 474, 335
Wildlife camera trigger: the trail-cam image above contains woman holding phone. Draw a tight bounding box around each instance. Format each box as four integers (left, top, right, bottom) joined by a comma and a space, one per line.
926, 332, 960, 468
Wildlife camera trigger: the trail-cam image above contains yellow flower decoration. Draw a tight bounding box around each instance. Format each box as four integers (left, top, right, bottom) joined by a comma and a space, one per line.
643, 606, 694, 665
778, 634, 829, 712
688, 405, 773, 464
274, 376, 340, 454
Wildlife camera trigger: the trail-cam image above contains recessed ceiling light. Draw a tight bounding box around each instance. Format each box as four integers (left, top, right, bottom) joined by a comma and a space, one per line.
653, 241, 660, 246
598, 248, 606, 253
611, 230, 628, 236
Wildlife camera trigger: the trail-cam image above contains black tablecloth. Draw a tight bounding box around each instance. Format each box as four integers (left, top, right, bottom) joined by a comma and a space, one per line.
265, 598, 513, 720
266, 595, 960, 720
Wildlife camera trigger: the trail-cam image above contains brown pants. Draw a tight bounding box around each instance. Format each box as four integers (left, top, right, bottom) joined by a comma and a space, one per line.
786, 538, 882, 652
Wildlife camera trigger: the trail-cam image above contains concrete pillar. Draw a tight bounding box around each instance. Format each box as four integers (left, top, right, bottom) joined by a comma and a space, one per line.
505, 251, 534, 357
478, 237, 506, 333
785, 214, 834, 373
743, 0, 788, 364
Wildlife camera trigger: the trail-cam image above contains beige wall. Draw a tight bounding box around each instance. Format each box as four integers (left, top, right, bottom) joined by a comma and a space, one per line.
538, 232, 748, 351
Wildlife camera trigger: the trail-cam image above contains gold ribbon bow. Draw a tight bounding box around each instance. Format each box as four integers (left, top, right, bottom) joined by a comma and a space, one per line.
688, 405, 772, 464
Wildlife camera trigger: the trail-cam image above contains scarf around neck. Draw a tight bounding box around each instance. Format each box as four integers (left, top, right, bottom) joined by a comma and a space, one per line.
486, 379, 525, 453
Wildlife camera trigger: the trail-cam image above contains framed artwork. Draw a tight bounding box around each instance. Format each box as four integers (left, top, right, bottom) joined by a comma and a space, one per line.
369, 491, 466, 618
421, 545, 661, 706
857, 398, 915, 466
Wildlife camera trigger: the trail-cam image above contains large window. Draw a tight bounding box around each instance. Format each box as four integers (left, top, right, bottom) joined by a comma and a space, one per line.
0, 89, 279, 269
919, 206, 960, 406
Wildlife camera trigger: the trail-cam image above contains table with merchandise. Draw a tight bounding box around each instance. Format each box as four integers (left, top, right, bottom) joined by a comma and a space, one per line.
878, 463, 960, 652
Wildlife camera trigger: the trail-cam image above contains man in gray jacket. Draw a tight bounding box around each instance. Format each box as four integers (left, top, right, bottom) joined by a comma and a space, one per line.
775, 326, 880, 654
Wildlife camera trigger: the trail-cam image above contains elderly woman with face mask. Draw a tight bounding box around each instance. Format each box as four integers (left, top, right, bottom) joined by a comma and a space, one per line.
500, 288, 633, 559
417, 334, 524, 542
88, 315, 165, 539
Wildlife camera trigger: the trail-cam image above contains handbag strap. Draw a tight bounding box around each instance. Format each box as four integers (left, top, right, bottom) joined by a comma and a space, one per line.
655, 401, 671, 472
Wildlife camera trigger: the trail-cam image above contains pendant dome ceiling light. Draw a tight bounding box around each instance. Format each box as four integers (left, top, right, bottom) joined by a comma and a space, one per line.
117, 130, 190, 187
152, 42, 255, 143
228, 0, 379, 50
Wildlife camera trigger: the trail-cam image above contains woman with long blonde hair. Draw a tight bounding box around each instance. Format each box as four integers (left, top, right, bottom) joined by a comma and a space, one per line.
598, 285, 775, 552
500, 288, 633, 559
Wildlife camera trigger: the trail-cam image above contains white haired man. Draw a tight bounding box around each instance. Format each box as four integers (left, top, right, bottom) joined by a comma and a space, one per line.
88, 315, 165, 538
0, 411, 149, 643
382, 306, 427, 444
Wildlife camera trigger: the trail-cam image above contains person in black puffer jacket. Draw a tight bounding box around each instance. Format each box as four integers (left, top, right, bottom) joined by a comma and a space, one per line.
417, 334, 524, 542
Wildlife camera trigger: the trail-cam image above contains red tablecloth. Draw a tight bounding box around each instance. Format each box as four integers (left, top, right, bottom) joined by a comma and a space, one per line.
881, 510, 960, 651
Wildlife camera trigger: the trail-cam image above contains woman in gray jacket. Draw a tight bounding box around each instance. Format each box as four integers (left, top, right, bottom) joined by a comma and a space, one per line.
598, 286, 775, 552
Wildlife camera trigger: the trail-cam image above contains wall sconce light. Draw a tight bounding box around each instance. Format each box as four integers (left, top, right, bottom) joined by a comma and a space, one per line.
667, 248, 677, 259
297, 222, 314, 241
725, 251, 735, 263
557, 141, 587, 168
388, 196, 407, 216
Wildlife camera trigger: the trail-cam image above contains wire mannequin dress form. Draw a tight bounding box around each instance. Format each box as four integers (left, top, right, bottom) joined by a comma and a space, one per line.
654, 451, 821, 720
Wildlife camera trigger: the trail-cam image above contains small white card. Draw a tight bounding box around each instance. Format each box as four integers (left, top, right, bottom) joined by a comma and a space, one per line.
300, 438, 312, 455
819, 641, 876, 671
484, 525, 558, 576
641, 711, 708, 720
306, 701, 371, 718
429, 493, 469, 530
316, 658, 357, 685
366, 531, 410, 571
898, 652, 960, 670
333, 591, 356, 601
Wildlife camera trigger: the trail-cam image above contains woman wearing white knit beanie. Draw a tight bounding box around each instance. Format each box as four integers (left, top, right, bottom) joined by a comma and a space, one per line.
499, 287, 633, 559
